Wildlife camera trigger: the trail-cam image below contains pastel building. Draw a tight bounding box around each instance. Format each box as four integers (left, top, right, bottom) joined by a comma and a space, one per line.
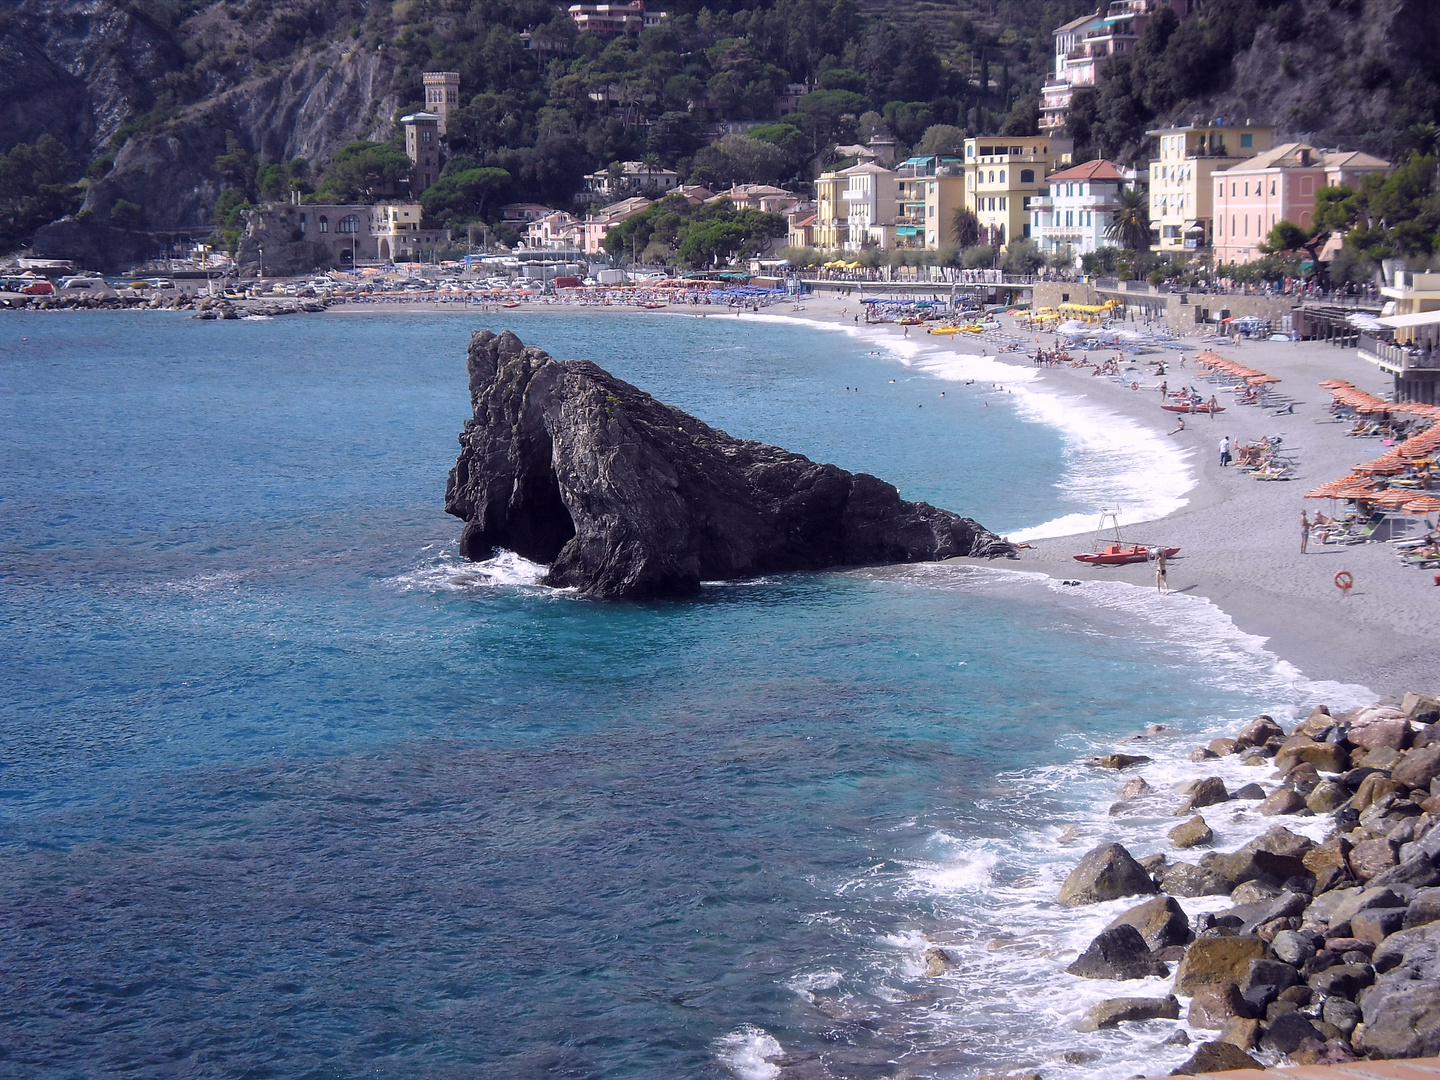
1212, 144, 1389, 266
840, 162, 899, 250
1029, 158, 1130, 264
813, 171, 848, 249
1147, 122, 1272, 251
567, 2, 667, 33
963, 136, 1062, 248
1039, 1, 1193, 134
893, 156, 965, 250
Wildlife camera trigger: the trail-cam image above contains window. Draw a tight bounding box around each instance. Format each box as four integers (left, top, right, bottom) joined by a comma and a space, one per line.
338, 214, 359, 234
423, 129, 433, 143
1000, 197, 1006, 210
988, 170, 995, 183
1231, 183, 1236, 197
1023, 223, 1031, 238
1300, 176, 1313, 195
1240, 133, 1253, 148
1271, 180, 1276, 195
299, 215, 306, 234
319, 215, 329, 233
1066, 210, 1074, 227
1021, 169, 1034, 183
999, 170, 1006, 182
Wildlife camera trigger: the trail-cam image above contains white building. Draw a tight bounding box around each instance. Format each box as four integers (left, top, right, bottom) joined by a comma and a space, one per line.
1029, 159, 1130, 265
579, 161, 680, 205
840, 162, 899, 250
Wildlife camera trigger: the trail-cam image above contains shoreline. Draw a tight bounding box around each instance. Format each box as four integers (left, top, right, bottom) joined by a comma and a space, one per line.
756, 294, 1436, 699
9, 292, 1433, 695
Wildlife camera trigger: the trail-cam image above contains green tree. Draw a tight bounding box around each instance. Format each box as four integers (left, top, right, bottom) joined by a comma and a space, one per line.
316, 141, 413, 202
688, 135, 788, 188
108, 199, 145, 229
419, 167, 512, 227
1259, 219, 1327, 271
951, 207, 981, 248
0, 135, 82, 250
1105, 187, 1151, 251
914, 125, 965, 158
1000, 239, 1044, 276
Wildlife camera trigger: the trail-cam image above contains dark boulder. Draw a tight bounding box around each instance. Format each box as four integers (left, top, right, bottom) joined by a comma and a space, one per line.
1059, 842, 1159, 907
445, 331, 1013, 599
1169, 1040, 1262, 1075
1066, 924, 1169, 980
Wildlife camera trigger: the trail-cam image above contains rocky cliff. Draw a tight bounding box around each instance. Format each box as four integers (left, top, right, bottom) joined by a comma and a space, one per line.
444, 331, 1014, 600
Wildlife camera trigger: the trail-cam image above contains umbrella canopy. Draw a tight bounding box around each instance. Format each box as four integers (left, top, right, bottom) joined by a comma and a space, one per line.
1351, 456, 1407, 474
1246, 374, 1281, 385
1367, 489, 1418, 509
1403, 495, 1440, 514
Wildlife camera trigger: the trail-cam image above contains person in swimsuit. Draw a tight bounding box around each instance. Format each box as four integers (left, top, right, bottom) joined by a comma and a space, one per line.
1154, 548, 1169, 594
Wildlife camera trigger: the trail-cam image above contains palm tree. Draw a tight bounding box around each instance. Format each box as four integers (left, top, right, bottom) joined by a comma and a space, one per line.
951, 207, 981, 249
1105, 187, 1151, 251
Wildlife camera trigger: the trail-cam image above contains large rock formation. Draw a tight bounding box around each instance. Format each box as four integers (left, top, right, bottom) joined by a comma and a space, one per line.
444, 330, 1014, 599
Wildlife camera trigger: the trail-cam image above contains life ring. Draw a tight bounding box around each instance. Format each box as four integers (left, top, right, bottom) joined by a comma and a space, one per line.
1335, 570, 1354, 594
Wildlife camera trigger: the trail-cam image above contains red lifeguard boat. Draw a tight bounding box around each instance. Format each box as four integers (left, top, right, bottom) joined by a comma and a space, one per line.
1072, 511, 1180, 565
1161, 401, 1224, 414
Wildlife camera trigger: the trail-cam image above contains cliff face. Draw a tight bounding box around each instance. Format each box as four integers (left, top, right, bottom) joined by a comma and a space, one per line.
1190, 0, 1440, 155
445, 331, 1014, 599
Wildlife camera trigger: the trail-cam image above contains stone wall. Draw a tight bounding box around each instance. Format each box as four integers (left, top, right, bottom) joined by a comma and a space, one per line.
1031, 281, 1299, 334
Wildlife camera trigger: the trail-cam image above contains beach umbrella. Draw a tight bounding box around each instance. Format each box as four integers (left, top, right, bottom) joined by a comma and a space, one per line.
1318, 379, 1354, 389
1403, 495, 1440, 514
1351, 456, 1407, 474
1246, 374, 1281, 385
1368, 489, 1417, 509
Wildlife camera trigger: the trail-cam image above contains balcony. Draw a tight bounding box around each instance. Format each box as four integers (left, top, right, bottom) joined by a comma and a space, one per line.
1360, 333, 1440, 373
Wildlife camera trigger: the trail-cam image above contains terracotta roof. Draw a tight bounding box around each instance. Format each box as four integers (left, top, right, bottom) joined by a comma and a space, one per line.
790, 214, 816, 227
1046, 159, 1125, 182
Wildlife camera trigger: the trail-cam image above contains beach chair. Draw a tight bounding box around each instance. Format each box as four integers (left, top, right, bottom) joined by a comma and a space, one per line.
1339, 511, 1387, 545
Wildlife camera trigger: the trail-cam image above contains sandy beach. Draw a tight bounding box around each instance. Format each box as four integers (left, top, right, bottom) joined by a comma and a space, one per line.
760, 292, 1435, 697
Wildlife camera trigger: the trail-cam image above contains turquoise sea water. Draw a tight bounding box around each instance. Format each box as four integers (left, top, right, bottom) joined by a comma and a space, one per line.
0, 311, 1351, 1078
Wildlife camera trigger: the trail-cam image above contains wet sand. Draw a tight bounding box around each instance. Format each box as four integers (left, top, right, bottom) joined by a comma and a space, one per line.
767, 293, 1437, 697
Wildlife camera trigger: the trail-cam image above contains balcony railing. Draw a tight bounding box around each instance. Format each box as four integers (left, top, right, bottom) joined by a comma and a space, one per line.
1360, 333, 1440, 372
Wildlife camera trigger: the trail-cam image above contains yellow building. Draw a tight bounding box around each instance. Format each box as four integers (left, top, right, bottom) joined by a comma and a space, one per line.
813, 171, 848, 250
963, 137, 1059, 248
894, 156, 966, 249
1146, 122, 1272, 251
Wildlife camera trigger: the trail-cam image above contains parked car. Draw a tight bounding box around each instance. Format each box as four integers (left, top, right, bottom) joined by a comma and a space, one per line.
20, 279, 55, 295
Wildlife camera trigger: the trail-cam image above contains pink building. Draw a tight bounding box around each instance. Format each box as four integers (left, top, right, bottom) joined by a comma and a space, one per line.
1213, 143, 1388, 266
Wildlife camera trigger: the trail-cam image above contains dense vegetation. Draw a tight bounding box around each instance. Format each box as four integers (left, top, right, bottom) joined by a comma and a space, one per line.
603, 192, 786, 266
0, 136, 83, 251
3, 0, 1440, 266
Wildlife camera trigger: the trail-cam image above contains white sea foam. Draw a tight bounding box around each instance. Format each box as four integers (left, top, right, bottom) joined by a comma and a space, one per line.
752, 313, 1199, 541
799, 560, 1375, 1078
384, 548, 549, 592
713, 1025, 785, 1080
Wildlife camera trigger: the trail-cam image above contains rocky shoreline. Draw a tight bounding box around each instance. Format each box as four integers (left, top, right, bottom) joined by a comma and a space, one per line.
1011, 692, 1440, 1077
0, 292, 328, 316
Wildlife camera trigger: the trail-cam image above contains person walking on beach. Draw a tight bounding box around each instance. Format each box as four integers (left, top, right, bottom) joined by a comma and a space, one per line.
1154, 548, 1169, 594
1300, 510, 1311, 554
1218, 435, 1231, 467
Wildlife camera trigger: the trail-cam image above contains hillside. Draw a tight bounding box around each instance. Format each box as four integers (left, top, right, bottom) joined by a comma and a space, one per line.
1, 0, 1437, 264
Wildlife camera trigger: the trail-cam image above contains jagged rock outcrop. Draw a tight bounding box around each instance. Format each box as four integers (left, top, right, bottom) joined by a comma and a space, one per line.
444, 331, 1014, 599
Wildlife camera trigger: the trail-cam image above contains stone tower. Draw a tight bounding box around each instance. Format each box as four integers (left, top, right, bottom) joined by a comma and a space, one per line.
422, 71, 461, 135
401, 112, 442, 195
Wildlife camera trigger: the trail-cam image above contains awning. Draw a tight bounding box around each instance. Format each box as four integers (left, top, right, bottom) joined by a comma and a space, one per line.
1378, 310, 1440, 329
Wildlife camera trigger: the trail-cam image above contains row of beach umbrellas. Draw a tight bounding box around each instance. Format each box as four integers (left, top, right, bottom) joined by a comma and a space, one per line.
1193, 351, 1281, 386
1306, 381, 1440, 513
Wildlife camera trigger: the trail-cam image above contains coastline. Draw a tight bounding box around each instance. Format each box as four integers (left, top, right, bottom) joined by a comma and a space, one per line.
756, 294, 1435, 698
10, 291, 1432, 694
